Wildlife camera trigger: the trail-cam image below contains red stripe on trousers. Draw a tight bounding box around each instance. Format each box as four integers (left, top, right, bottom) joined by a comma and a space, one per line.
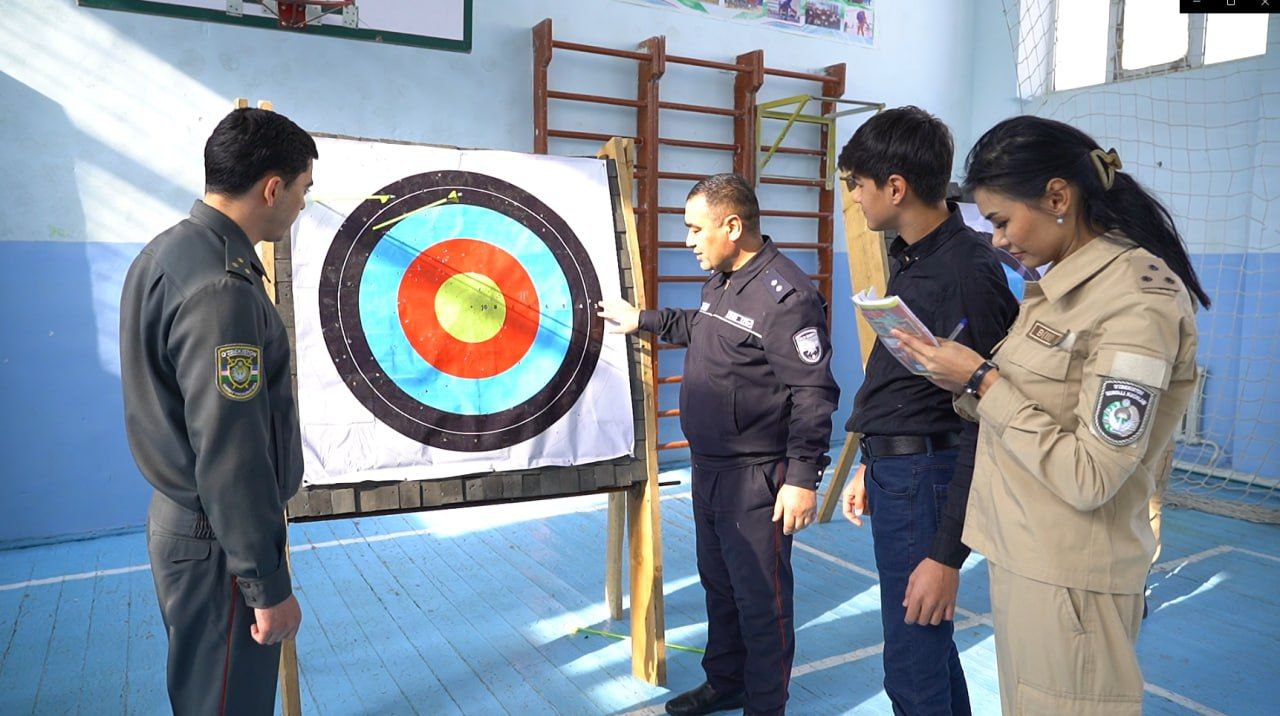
772, 502, 790, 693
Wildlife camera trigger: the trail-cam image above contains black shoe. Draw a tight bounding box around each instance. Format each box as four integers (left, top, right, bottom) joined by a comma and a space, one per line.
664, 682, 746, 715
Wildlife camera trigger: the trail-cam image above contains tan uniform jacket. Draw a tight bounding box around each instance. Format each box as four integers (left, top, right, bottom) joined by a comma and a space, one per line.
957, 233, 1198, 594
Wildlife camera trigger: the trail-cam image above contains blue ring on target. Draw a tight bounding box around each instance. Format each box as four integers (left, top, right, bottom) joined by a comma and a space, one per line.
319, 170, 605, 452
358, 204, 573, 415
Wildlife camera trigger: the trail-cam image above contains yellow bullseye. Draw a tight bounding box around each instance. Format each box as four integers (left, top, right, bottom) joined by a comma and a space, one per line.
435, 272, 506, 343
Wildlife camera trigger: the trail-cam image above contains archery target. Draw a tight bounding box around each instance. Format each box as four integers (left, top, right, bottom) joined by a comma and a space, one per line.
292, 141, 634, 485
321, 170, 604, 452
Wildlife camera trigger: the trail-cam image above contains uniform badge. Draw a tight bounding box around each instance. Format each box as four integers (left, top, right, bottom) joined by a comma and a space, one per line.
216, 344, 263, 401
726, 310, 756, 331
1028, 321, 1065, 348
793, 328, 823, 364
1093, 379, 1155, 447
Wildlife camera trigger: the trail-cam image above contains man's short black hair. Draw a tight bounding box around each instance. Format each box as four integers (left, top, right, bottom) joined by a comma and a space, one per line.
837, 106, 953, 204
687, 173, 761, 233
204, 108, 318, 197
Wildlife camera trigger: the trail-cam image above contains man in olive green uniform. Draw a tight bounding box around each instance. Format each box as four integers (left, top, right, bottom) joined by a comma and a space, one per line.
120, 108, 317, 714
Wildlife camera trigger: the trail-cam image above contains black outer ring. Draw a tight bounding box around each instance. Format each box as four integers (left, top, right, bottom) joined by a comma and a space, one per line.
318, 170, 604, 452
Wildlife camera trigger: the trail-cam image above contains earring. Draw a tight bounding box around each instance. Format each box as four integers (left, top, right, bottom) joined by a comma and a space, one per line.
1056, 214, 1065, 225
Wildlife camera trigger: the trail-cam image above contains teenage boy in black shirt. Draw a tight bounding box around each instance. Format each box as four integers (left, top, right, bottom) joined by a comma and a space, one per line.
838, 107, 1019, 715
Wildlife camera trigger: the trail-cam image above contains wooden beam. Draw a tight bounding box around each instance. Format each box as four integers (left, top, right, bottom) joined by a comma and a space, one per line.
278, 597, 302, 716
818, 64, 846, 309
606, 491, 626, 620
732, 50, 763, 182
532, 19, 552, 153
256, 240, 278, 304
842, 178, 888, 374
256, 215, 303, 715
818, 179, 888, 524
598, 136, 666, 685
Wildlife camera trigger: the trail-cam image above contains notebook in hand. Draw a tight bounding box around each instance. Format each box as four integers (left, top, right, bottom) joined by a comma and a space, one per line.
852, 287, 938, 375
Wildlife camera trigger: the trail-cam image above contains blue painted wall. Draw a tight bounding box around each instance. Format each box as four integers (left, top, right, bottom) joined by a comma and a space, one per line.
0, 0, 985, 543
7, 0, 1271, 543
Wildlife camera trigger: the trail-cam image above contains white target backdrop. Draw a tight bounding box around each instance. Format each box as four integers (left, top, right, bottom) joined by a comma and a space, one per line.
291, 138, 634, 486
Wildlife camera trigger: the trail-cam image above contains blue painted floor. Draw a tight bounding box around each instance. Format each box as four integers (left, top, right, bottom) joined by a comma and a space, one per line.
2, 468, 1278, 715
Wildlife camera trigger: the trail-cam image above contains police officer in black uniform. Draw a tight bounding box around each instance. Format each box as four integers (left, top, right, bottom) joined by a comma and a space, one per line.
120, 108, 316, 714
600, 174, 839, 716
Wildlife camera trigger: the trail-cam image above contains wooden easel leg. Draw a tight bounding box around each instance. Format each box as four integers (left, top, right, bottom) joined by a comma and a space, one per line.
279, 640, 302, 716
596, 135, 666, 685
817, 432, 859, 523
606, 491, 626, 621
627, 469, 667, 685
821, 177, 885, 525
261, 197, 301, 714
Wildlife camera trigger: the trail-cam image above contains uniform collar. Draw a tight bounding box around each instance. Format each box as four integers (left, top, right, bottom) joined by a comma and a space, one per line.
719, 236, 780, 294
888, 202, 965, 267
1037, 231, 1135, 303
188, 200, 267, 281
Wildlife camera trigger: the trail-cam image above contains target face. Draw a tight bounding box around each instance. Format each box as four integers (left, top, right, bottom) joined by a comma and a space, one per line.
319, 170, 605, 452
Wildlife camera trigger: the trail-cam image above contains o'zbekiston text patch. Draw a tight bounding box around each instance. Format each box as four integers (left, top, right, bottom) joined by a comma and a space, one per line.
216, 344, 262, 401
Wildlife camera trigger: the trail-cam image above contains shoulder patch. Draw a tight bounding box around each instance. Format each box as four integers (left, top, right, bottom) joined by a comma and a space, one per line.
1092, 378, 1156, 447
763, 267, 795, 303
216, 344, 263, 401
1130, 254, 1182, 295
793, 327, 823, 364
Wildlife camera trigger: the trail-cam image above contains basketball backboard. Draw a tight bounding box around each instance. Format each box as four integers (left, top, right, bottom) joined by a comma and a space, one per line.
79, 0, 471, 53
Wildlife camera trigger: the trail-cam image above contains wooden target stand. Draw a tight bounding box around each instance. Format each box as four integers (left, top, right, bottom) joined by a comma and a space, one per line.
817, 178, 890, 523
239, 100, 666, 714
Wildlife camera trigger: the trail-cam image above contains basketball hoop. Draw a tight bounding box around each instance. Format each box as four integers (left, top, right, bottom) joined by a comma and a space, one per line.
267, 0, 354, 30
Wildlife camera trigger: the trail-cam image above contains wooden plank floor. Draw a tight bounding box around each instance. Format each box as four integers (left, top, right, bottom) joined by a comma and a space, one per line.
2, 467, 1278, 715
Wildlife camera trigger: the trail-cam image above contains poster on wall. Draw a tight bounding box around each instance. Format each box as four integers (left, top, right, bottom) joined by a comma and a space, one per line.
620, 0, 875, 47
291, 138, 634, 485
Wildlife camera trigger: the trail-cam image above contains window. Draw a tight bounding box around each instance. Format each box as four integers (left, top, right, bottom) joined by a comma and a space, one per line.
1050, 1, 1270, 92
1053, 0, 1110, 91
1118, 0, 1189, 72
1203, 13, 1272, 66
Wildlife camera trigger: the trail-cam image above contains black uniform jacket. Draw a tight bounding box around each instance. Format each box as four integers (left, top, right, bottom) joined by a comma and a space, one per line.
641, 238, 840, 489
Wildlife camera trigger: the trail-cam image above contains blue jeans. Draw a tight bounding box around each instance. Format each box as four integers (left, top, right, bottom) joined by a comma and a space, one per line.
866, 449, 972, 716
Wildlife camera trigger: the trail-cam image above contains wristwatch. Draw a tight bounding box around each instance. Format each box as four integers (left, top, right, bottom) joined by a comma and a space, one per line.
964, 360, 998, 398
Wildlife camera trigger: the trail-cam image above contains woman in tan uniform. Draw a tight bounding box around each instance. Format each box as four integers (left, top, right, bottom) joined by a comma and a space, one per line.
896, 115, 1211, 715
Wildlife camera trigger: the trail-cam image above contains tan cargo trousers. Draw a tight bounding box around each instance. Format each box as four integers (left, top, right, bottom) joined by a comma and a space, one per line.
988, 562, 1145, 715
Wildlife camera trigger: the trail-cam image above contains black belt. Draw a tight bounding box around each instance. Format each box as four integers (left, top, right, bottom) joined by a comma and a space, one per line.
859, 432, 960, 459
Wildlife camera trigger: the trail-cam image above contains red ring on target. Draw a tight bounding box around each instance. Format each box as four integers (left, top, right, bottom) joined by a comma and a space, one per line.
397, 238, 540, 379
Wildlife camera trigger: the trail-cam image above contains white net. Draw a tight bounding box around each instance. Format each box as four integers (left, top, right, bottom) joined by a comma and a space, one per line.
998, 1, 1280, 522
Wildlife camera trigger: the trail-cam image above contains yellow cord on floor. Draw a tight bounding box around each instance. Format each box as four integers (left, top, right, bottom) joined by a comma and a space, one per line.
572, 626, 707, 654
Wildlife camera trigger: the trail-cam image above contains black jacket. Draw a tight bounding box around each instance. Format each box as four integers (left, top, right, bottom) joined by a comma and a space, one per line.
641, 238, 840, 488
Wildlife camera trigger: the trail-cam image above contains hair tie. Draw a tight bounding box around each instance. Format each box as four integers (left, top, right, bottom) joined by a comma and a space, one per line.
1089, 148, 1123, 190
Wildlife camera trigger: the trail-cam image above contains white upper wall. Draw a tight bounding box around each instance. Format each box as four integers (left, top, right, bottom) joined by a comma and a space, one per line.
1, 0, 979, 248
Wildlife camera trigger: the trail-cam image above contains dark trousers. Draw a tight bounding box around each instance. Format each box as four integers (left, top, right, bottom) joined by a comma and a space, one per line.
147, 492, 281, 715
692, 459, 793, 715
866, 449, 972, 716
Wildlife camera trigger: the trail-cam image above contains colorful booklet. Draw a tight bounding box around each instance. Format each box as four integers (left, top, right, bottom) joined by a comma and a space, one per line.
852, 288, 938, 375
